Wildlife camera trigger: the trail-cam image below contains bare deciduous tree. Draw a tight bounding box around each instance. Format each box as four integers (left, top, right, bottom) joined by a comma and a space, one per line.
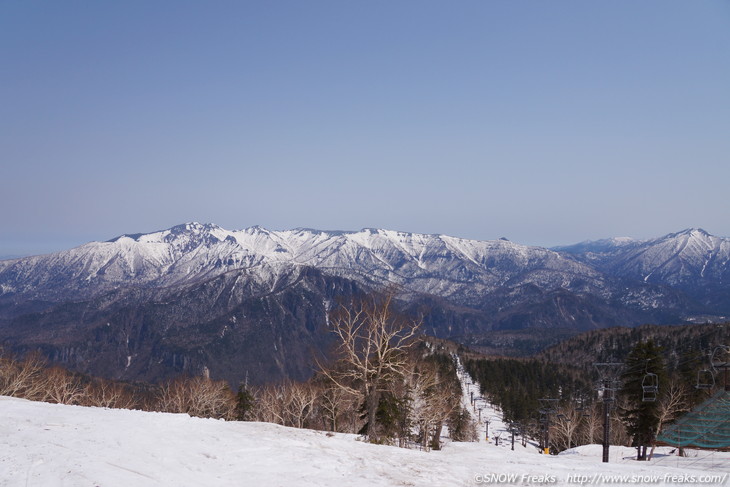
157, 376, 235, 419
83, 379, 138, 409
319, 384, 357, 432
0, 351, 48, 400
408, 362, 457, 450
252, 381, 319, 428
551, 405, 582, 451
284, 381, 317, 428
41, 366, 85, 405
319, 293, 420, 442
580, 403, 603, 445
253, 383, 288, 425
649, 379, 691, 459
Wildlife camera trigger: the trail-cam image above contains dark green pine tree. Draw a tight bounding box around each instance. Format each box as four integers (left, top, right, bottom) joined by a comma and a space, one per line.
235, 385, 256, 421
619, 340, 667, 460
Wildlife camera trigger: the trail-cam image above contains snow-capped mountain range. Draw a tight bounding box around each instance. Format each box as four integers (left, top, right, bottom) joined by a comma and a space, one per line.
0, 224, 728, 385
0, 222, 604, 305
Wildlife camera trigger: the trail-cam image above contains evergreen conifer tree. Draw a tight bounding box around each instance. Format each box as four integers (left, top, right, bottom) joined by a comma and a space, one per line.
619, 340, 667, 460
235, 385, 255, 421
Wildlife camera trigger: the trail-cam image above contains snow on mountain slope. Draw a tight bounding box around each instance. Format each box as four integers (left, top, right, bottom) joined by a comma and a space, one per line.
0, 223, 603, 305
0, 224, 292, 298
612, 228, 730, 285
553, 236, 641, 255
1, 396, 726, 487
564, 228, 730, 289
2, 223, 728, 342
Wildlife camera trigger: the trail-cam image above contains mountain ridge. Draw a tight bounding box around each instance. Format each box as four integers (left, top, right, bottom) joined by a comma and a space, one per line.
0, 223, 593, 304
1, 223, 728, 385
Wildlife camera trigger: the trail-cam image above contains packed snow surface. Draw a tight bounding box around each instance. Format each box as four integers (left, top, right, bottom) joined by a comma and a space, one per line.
1, 396, 728, 487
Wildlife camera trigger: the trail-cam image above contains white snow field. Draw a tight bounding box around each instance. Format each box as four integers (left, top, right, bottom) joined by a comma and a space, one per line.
1, 396, 728, 487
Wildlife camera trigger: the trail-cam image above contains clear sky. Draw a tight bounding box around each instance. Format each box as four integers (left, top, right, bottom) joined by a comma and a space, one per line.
2, 1, 729, 256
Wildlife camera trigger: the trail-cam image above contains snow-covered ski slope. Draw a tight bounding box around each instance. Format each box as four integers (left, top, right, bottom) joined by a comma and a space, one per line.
455, 355, 517, 448
2, 396, 728, 487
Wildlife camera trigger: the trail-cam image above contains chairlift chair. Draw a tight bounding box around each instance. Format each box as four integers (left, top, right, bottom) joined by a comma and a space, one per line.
575, 405, 591, 418
642, 373, 659, 402
695, 369, 715, 390
711, 346, 730, 371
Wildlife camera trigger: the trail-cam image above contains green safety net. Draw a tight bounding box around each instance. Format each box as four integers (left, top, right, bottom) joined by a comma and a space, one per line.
657, 390, 730, 449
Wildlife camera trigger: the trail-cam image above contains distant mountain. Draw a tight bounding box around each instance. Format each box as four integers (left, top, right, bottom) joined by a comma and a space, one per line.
556, 228, 730, 311
552, 236, 640, 254
0, 255, 24, 261
0, 222, 601, 304
0, 223, 728, 385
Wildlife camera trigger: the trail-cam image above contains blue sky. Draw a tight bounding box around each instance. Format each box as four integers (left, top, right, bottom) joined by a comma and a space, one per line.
2, 1, 729, 255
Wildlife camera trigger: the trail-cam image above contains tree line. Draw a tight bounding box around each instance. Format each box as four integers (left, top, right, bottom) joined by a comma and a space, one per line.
463, 334, 724, 457
463, 357, 594, 425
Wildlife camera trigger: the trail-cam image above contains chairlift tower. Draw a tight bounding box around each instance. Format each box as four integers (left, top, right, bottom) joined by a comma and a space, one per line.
594, 362, 623, 463
508, 422, 520, 451
538, 398, 558, 454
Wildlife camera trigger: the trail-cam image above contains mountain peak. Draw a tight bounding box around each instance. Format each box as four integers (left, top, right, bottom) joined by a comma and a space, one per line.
242, 224, 270, 234
170, 222, 221, 233
291, 227, 349, 237
660, 227, 714, 242
684, 228, 710, 237
551, 236, 639, 254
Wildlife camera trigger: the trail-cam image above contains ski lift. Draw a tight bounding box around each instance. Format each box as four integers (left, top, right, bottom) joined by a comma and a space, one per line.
538, 398, 559, 415
696, 369, 715, 390
642, 373, 658, 402
575, 405, 591, 418
711, 346, 730, 369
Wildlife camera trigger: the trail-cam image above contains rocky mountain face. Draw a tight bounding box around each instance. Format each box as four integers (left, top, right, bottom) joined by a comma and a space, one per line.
0, 223, 728, 385
0, 263, 364, 386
